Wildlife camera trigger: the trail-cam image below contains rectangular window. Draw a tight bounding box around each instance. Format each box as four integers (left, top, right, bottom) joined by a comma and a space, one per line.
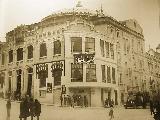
85, 37, 95, 53
39, 71, 47, 88
2, 53, 5, 65
126, 39, 130, 53
54, 40, 61, 55
0, 74, 4, 88
40, 43, 47, 57
105, 42, 109, 58
71, 37, 82, 53
100, 40, 104, 57
71, 63, 83, 82
124, 38, 127, 54
110, 43, 114, 59
27, 45, 33, 59
17, 48, 23, 61
9, 50, 13, 63
119, 73, 122, 83
112, 67, 116, 84
53, 70, 62, 86
86, 64, 96, 82
101, 65, 106, 83
107, 66, 111, 83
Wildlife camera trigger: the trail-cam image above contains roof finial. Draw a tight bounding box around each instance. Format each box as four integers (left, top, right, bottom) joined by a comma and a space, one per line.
76, 1, 83, 8
100, 4, 103, 13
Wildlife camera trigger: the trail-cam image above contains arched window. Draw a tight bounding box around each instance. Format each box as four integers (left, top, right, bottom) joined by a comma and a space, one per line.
27, 45, 33, 59
9, 50, 13, 63
17, 48, 23, 61
40, 43, 47, 57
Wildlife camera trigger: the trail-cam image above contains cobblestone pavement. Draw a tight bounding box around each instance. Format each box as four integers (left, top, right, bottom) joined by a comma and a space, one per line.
0, 99, 154, 120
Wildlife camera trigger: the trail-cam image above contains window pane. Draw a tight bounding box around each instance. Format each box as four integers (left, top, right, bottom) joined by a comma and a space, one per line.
9, 50, 13, 63
71, 63, 83, 82
17, 48, 23, 61
2, 54, 5, 65
71, 37, 82, 53
85, 37, 95, 52
54, 69, 62, 86
107, 66, 111, 83
39, 71, 47, 88
86, 64, 96, 82
28, 45, 33, 59
54, 40, 61, 55
100, 40, 104, 57
40, 43, 47, 57
105, 42, 109, 58
112, 67, 116, 84
101, 65, 106, 83
110, 44, 114, 59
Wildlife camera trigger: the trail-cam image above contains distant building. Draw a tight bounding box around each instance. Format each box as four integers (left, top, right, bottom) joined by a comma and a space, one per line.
144, 44, 160, 100
0, 2, 158, 106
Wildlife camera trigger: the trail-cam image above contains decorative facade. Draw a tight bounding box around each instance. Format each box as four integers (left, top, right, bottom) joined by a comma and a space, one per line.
0, 3, 159, 106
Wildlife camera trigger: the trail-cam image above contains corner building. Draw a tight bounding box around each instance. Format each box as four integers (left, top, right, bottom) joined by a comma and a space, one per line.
0, 4, 145, 106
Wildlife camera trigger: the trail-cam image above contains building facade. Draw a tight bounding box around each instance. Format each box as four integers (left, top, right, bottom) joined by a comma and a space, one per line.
144, 45, 160, 101
0, 3, 158, 106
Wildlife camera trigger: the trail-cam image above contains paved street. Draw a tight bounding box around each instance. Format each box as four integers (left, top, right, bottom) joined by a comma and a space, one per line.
0, 99, 154, 120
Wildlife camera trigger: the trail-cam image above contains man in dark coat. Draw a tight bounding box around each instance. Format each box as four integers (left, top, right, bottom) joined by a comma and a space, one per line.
150, 100, 154, 115
29, 98, 35, 120
154, 101, 160, 120
34, 99, 41, 120
6, 99, 11, 120
19, 98, 30, 120
60, 94, 63, 107
84, 96, 88, 107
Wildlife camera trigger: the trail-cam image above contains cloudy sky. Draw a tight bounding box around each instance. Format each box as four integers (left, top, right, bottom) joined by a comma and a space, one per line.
0, 0, 159, 50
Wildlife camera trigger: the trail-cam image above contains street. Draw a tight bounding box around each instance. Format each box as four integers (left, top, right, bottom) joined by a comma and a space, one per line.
0, 99, 154, 120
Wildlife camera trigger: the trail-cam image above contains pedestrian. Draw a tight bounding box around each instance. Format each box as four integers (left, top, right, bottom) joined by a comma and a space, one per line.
150, 100, 154, 115
64, 95, 67, 106
84, 96, 88, 107
111, 99, 114, 107
105, 98, 109, 108
29, 98, 35, 120
109, 105, 114, 120
34, 99, 41, 120
19, 97, 30, 120
60, 94, 63, 107
6, 99, 11, 120
71, 97, 75, 108
67, 95, 71, 107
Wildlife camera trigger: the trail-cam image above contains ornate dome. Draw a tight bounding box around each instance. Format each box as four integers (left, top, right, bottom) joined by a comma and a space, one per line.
41, 1, 104, 22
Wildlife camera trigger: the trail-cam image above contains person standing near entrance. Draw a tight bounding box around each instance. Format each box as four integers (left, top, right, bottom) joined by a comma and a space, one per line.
6, 99, 11, 120
108, 105, 114, 120
84, 96, 88, 107
19, 97, 30, 120
29, 98, 35, 120
34, 99, 41, 120
60, 94, 63, 107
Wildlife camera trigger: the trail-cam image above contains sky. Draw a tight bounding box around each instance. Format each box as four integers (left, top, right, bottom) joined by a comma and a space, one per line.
0, 0, 160, 51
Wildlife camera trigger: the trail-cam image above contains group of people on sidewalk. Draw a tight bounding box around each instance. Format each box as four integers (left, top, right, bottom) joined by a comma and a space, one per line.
104, 98, 114, 108
19, 96, 41, 120
60, 94, 88, 108
6, 95, 41, 120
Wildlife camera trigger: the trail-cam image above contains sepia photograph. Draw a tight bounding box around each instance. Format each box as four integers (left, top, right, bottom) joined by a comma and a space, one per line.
0, 0, 160, 120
